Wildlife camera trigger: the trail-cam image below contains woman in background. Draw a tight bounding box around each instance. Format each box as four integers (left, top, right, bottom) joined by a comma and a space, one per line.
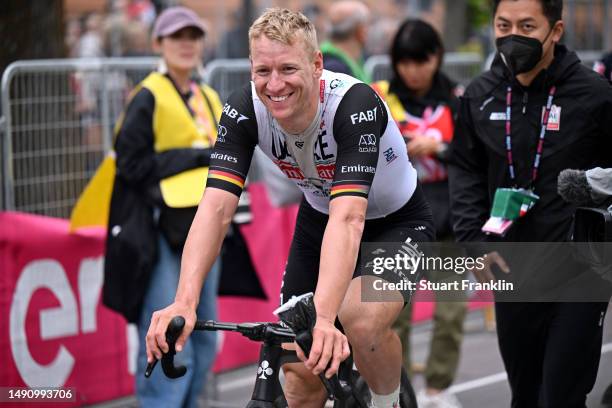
103, 7, 222, 407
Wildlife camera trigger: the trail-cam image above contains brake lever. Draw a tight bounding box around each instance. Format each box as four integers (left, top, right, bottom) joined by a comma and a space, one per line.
294, 330, 351, 401
144, 316, 187, 379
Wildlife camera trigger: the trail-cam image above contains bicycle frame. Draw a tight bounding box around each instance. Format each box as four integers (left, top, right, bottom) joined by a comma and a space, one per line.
201, 321, 296, 407
145, 317, 370, 407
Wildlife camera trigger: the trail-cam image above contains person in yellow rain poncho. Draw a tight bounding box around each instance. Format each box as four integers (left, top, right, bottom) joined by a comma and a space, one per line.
72, 7, 223, 407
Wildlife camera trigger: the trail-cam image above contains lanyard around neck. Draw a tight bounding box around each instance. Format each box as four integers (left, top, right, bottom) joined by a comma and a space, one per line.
504, 85, 556, 187
189, 82, 215, 146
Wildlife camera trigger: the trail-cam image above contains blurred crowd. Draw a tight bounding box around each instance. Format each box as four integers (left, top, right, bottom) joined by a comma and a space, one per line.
65, 0, 157, 59
62, 0, 471, 66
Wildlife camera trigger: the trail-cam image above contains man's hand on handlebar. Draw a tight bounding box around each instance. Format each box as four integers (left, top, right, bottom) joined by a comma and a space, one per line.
146, 302, 196, 363
295, 318, 350, 379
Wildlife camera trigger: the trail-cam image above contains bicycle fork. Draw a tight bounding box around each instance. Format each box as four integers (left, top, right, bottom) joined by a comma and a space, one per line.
247, 340, 285, 407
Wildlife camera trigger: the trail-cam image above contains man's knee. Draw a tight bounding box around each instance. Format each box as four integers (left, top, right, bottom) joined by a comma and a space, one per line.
282, 363, 326, 407
339, 309, 392, 352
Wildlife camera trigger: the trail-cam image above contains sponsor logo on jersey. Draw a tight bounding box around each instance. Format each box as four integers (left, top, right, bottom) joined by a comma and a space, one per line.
317, 163, 335, 179
330, 79, 345, 89
222, 103, 249, 123
384, 147, 398, 164
358, 133, 377, 153
350, 107, 377, 125
341, 164, 376, 174
277, 161, 305, 180
217, 125, 227, 143
211, 152, 238, 163
314, 129, 334, 161
320, 79, 325, 103
272, 135, 290, 160
296, 179, 330, 197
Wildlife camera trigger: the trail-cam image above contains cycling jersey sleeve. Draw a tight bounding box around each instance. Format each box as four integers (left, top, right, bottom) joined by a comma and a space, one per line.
206, 84, 258, 197
331, 83, 387, 200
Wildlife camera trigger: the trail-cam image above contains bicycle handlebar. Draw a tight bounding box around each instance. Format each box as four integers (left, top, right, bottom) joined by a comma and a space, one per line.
145, 310, 352, 403
145, 317, 295, 379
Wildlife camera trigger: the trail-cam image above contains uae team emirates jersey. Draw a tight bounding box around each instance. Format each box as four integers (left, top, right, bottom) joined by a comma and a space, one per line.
206, 70, 417, 219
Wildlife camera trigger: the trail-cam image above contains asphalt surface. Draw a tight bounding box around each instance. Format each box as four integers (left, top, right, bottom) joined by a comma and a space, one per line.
208, 305, 612, 408
91, 305, 612, 408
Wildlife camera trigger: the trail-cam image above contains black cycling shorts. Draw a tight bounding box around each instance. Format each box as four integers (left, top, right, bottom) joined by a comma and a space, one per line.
280, 183, 434, 306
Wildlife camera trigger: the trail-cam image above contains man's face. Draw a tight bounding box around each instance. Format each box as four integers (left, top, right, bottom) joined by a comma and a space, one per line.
250, 35, 323, 128
494, 0, 561, 47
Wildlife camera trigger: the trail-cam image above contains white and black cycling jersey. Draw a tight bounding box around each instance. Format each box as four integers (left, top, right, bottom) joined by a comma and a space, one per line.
207, 70, 417, 219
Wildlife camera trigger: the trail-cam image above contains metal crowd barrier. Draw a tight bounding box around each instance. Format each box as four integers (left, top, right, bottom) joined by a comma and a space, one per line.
204, 59, 251, 105
0, 57, 257, 217
1, 58, 158, 217
364, 52, 484, 85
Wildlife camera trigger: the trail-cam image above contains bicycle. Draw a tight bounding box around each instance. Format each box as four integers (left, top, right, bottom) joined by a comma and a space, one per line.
145, 293, 417, 407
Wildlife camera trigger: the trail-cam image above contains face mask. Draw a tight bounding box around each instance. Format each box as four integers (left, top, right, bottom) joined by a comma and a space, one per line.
495, 28, 554, 75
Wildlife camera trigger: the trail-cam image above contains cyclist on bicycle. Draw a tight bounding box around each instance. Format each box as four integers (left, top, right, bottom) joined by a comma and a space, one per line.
146, 8, 433, 407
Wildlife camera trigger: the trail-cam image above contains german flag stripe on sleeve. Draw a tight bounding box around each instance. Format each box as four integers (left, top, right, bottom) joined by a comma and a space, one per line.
209, 169, 245, 188
207, 169, 246, 197
330, 183, 370, 199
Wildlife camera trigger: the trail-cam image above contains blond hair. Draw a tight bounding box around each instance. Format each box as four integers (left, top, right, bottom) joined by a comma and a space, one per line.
248, 8, 318, 59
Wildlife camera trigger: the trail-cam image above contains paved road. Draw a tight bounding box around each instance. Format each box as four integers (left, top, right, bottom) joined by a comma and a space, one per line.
209, 305, 612, 408
92, 305, 612, 407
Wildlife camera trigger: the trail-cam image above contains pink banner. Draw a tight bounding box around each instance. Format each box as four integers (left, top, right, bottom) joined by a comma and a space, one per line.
0, 213, 130, 407
0, 183, 298, 405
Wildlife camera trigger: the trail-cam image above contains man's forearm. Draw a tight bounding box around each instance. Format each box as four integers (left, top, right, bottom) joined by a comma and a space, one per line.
314, 215, 364, 322
175, 192, 235, 309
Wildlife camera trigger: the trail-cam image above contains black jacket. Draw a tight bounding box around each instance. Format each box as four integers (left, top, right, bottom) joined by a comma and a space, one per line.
388, 71, 460, 120
104, 78, 213, 323
388, 71, 460, 238
449, 45, 612, 244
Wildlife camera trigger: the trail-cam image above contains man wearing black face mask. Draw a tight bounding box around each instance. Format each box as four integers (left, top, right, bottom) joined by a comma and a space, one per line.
448, 0, 612, 407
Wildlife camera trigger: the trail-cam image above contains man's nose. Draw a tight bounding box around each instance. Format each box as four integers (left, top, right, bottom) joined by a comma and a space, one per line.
266, 71, 284, 93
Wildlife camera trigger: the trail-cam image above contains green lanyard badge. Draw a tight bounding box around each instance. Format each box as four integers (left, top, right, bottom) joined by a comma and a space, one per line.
482, 188, 540, 236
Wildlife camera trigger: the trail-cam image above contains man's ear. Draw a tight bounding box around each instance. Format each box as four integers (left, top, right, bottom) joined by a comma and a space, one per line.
356, 24, 368, 46
551, 20, 564, 43
313, 50, 324, 76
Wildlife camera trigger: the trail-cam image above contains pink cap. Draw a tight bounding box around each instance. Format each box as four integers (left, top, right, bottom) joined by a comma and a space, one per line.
153, 6, 205, 38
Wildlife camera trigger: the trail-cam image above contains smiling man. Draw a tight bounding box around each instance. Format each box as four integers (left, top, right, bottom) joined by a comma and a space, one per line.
449, 0, 612, 407
146, 8, 434, 408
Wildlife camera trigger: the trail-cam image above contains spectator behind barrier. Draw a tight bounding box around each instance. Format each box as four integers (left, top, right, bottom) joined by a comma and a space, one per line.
71, 6, 223, 407
320, 0, 372, 83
